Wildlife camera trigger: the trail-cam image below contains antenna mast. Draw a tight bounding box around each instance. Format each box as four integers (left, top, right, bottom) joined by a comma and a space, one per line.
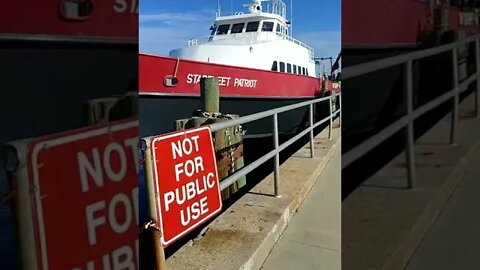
290, 0, 293, 35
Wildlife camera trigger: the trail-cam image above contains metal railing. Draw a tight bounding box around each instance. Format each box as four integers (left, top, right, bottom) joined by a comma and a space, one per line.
143, 93, 341, 197
342, 35, 480, 188
186, 31, 315, 60
217, 0, 287, 18
187, 36, 213, 46
210, 93, 340, 196
274, 32, 315, 60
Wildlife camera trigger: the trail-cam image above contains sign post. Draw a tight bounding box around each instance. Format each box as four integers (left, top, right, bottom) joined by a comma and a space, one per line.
142, 140, 167, 270
143, 126, 222, 249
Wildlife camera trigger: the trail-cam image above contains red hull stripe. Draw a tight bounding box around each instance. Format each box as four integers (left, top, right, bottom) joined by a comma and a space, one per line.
139, 92, 314, 99
139, 54, 321, 98
0, 1, 137, 39
342, 0, 477, 45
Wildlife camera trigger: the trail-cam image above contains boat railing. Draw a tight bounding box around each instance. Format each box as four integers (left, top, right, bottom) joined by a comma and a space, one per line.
216, 11, 246, 17
342, 34, 480, 188
187, 36, 213, 46
186, 32, 315, 60
274, 32, 315, 60
216, 0, 287, 19
142, 92, 341, 197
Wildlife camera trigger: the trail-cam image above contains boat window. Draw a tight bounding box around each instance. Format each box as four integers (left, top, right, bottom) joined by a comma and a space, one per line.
299, 66, 303, 75
276, 23, 281, 33
279, 62, 285, 72
293, 65, 297, 74
302, 67, 306, 75
216, 24, 230, 35
231, 23, 245, 34
261, 21, 274, 32
306, 68, 309, 76
287, 63, 292, 73
246, 21, 260, 32
271, 61, 278, 71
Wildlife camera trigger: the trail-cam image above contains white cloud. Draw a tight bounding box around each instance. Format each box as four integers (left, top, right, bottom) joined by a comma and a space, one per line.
295, 31, 341, 74
140, 10, 214, 24
140, 10, 215, 54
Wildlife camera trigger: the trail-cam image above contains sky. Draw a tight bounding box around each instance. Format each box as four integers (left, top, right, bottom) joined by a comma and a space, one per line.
140, 0, 340, 72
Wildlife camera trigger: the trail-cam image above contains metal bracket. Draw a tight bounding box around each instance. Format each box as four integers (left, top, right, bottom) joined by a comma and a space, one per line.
140, 220, 161, 234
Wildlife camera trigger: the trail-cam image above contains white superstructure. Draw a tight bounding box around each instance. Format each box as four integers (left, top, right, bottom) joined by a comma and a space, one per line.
169, 0, 316, 77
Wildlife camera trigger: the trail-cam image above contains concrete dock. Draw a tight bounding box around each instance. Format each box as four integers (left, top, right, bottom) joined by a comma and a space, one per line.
404, 141, 480, 269
166, 119, 341, 270
261, 146, 341, 270
342, 93, 480, 270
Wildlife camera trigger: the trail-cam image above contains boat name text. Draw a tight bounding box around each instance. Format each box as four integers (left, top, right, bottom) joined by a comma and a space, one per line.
186, 74, 258, 88
114, 0, 139, 14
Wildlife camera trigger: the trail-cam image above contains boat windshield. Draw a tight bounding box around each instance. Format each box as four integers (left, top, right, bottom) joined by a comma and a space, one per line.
261, 21, 274, 32
231, 23, 245, 33
216, 24, 230, 35
246, 21, 260, 32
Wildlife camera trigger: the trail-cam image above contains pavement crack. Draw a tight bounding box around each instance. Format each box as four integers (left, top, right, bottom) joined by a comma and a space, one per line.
286, 239, 339, 252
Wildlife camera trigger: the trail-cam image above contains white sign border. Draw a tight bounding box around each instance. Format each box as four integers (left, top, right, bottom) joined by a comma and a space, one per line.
150, 126, 223, 247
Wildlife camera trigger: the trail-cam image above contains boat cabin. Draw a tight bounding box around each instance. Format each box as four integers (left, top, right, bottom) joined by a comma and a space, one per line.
171, 0, 316, 78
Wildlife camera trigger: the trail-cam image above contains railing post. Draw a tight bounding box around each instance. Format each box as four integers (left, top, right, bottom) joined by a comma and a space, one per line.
476, 38, 480, 118
309, 103, 315, 158
328, 95, 333, 140
338, 93, 342, 127
272, 113, 280, 197
405, 60, 416, 188
451, 47, 459, 145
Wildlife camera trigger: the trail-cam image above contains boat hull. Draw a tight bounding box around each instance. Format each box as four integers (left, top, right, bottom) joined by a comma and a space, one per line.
341, 40, 477, 151
139, 95, 321, 138
342, 0, 480, 151
0, 42, 137, 142
139, 54, 335, 137
139, 54, 322, 98
341, 47, 417, 147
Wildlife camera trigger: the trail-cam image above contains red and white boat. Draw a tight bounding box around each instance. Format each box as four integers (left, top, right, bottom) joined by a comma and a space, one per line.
0, 0, 138, 143
0, 1, 138, 269
139, 0, 340, 137
341, 0, 480, 147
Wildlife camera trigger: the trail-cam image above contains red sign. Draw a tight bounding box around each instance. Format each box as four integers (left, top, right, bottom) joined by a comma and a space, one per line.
27, 119, 139, 270
0, 1, 137, 40
150, 126, 222, 247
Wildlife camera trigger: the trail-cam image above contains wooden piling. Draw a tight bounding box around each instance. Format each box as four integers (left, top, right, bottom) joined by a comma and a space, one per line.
201, 77, 220, 113
174, 77, 246, 200
213, 119, 246, 199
